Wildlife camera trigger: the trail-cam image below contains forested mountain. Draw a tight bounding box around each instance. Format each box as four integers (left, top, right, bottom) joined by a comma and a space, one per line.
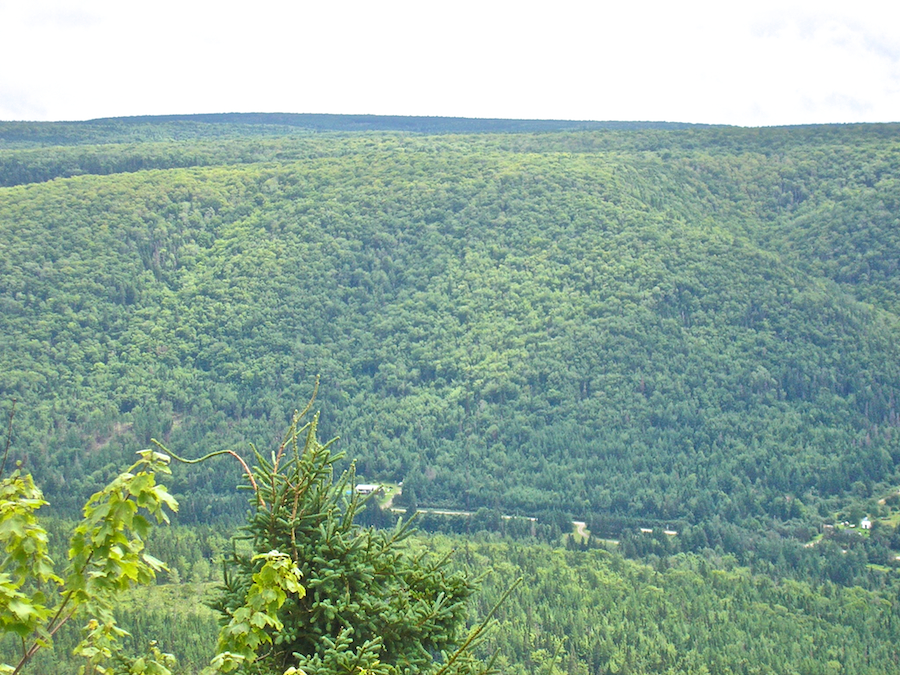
0, 113, 702, 150
1, 118, 899, 551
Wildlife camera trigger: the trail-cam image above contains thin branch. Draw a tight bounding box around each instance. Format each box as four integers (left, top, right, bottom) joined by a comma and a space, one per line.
276, 375, 319, 467
13, 590, 76, 675
151, 440, 261, 503
150, 378, 322, 508
297, 376, 320, 427
0, 398, 17, 479
433, 576, 523, 675
26, 543, 96, 655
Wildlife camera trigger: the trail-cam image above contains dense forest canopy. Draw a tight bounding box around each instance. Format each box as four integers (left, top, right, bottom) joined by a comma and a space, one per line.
1, 117, 899, 542
2, 114, 900, 674
0, 113, 706, 150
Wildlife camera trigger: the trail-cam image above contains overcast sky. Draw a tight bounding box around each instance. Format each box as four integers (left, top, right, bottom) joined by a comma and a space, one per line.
1, 0, 898, 127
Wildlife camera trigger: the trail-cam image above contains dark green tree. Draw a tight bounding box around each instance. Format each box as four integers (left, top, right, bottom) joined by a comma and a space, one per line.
208, 406, 502, 675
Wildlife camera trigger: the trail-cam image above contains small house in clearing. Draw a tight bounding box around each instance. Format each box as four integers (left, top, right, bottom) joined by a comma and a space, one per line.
355, 483, 382, 495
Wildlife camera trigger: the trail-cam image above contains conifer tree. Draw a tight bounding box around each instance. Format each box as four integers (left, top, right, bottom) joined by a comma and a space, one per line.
208, 406, 499, 675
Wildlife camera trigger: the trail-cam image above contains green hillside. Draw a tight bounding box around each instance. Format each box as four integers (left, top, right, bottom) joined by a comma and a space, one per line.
1, 120, 899, 555
11, 535, 899, 675
0, 113, 703, 150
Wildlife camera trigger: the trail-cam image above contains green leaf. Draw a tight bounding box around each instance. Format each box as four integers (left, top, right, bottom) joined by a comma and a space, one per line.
141, 553, 167, 571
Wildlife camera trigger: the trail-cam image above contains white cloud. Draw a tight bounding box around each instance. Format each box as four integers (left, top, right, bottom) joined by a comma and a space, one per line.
1, 0, 898, 125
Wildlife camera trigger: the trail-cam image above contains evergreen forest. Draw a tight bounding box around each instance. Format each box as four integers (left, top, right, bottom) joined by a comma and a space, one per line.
1, 113, 900, 673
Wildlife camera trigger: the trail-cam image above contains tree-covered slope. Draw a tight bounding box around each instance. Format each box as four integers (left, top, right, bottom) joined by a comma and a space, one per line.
0, 113, 704, 150
1, 124, 899, 534
8, 532, 900, 675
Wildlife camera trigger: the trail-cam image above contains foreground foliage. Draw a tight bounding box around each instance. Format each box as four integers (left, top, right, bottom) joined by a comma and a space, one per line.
0, 449, 176, 674
204, 409, 497, 675
2, 400, 497, 675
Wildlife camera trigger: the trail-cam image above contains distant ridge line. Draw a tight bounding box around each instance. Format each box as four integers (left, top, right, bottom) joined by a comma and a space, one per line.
83, 112, 710, 133
2, 113, 896, 152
